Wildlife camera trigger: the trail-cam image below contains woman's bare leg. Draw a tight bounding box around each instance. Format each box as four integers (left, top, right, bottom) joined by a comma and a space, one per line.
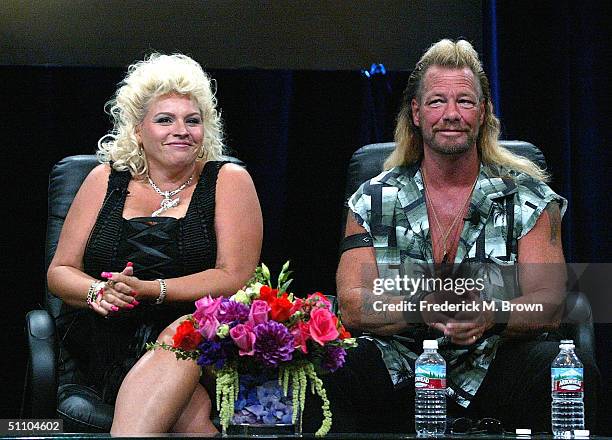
172, 383, 217, 433
111, 315, 217, 434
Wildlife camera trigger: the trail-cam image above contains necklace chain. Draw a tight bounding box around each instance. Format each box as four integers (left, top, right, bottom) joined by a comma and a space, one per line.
147, 174, 194, 217
421, 168, 478, 263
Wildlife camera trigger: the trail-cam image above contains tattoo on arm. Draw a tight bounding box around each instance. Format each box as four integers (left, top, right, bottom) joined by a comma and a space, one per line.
361, 292, 392, 326
545, 202, 561, 245
361, 293, 377, 317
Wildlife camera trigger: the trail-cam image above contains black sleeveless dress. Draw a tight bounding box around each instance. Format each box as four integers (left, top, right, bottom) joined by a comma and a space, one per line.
61, 161, 228, 404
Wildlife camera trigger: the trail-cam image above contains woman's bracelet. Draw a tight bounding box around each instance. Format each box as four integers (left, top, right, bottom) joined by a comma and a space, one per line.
155, 278, 167, 304
86, 280, 106, 304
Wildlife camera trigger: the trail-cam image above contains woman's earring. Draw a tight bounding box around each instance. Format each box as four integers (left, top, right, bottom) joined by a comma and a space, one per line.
138, 147, 143, 157
197, 147, 205, 159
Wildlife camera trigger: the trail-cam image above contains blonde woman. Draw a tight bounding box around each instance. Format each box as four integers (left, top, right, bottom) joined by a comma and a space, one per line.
47, 53, 262, 433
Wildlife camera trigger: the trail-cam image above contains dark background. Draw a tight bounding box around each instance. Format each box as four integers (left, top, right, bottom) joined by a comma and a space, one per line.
1, 0, 610, 434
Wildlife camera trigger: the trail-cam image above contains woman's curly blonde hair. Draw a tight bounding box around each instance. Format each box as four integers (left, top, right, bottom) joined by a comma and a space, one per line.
386, 39, 548, 182
97, 52, 224, 177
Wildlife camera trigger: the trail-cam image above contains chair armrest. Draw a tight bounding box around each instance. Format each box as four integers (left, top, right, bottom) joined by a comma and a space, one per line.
562, 291, 596, 361
24, 309, 57, 418
324, 295, 338, 314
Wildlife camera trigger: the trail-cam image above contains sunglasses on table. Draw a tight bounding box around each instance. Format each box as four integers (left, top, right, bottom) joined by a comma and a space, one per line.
450, 417, 505, 435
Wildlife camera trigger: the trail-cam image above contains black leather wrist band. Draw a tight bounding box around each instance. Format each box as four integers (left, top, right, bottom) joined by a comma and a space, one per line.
339, 233, 373, 254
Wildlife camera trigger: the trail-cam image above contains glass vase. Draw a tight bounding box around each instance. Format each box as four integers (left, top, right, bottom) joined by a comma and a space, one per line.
222, 371, 302, 436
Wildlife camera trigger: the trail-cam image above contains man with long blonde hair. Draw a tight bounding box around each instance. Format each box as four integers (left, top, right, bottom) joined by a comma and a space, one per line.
323, 39, 599, 434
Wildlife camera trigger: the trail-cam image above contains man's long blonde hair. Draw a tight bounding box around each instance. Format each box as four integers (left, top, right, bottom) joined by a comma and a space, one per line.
385, 39, 548, 181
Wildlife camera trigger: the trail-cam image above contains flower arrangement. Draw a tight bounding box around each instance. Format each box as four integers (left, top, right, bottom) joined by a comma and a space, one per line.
148, 262, 356, 436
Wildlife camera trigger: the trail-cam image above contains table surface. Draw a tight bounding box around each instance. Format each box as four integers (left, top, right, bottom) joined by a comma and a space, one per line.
1, 434, 610, 440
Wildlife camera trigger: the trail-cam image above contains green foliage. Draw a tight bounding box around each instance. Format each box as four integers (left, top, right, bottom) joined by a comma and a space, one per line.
247, 261, 294, 295
145, 341, 199, 361
277, 261, 293, 293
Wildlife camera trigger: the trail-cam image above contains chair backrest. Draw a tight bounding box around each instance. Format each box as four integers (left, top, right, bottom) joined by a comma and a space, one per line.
45, 155, 100, 318
341, 140, 546, 237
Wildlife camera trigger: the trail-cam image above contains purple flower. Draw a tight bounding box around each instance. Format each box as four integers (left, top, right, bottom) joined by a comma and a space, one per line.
218, 299, 250, 324
197, 339, 229, 369
253, 321, 295, 367
322, 345, 346, 373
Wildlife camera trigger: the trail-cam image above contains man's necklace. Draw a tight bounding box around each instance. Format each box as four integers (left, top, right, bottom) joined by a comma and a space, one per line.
147, 174, 194, 217
421, 168, 478, 263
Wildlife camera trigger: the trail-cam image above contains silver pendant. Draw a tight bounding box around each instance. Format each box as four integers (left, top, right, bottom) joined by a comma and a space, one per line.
152, 196, 180, 217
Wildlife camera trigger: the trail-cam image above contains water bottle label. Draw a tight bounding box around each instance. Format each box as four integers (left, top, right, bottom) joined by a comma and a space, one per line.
551, 367, 584, 392
415, 365, 446, 389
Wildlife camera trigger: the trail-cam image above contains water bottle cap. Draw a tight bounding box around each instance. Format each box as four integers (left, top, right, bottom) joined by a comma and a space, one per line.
559, 339, 575, 349
423, 339, 438, 349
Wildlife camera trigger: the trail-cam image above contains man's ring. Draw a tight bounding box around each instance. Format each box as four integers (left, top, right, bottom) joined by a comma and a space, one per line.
106, 280, 115, 288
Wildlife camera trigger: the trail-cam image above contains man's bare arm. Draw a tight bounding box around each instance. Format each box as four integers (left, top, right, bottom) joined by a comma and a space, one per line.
507, 201, 567, 336
337, 215, 411, 335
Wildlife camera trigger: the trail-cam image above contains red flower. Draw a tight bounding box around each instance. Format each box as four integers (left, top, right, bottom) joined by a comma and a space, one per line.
333, 316, 352, 339
307, 292, 332, 310
269, 293, 293, 322
338, 325, 352, 339
289, 297, 304, 315
173, 320, 203, 351
259, 285, 279, 303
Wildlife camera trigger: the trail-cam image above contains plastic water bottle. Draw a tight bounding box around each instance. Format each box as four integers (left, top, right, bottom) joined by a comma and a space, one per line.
415, 339, 446, 436
551, 339, 585, 437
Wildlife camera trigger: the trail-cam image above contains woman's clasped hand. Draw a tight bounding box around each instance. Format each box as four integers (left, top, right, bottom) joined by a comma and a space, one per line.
87, 262, 142, 316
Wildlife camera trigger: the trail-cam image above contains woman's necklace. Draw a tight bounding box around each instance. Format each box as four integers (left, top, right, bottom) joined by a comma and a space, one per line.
147, 174, 194, 217
421, 168, 478, 263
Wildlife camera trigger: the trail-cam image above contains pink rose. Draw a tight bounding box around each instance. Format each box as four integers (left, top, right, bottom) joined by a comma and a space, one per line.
307, 292, 332, 310
193, 296, 222, 327
249, 300, 270, 326
199, 316, 220, 340
230, 323, 256, 356
291, 320, 311, 354
309, 307, 339, 345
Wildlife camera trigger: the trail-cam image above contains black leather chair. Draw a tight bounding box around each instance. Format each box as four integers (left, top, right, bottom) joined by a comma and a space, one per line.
23, 155, 111, 431
22, 154, 243, 432
341, 141, 595, 357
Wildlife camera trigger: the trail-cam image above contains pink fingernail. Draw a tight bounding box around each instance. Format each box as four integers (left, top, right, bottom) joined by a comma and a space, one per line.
101, 272, 112, 278
132, 299, 140, 306
111, 306, 119, 312
126, 262, 133, 267
126, 304, 134, 309
132, 290, 139, 297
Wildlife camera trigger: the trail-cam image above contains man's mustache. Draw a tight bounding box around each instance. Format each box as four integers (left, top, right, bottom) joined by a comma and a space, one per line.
433, 126, 468, 132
